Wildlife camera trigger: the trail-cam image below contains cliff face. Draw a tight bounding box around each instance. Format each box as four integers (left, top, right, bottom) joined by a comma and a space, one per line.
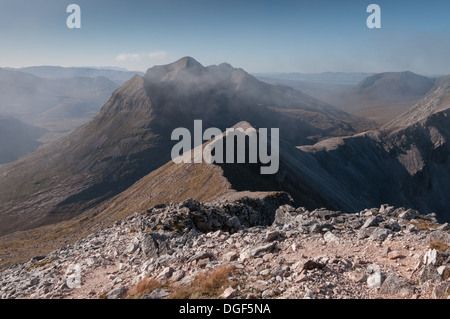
301, 78, 450, 222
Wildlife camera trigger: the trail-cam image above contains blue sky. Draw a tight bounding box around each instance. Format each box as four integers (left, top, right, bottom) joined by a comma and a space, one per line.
0, 0, 449, 74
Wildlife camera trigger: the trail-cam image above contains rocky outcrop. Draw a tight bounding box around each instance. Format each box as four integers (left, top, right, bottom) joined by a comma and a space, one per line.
1, 199, 448, 299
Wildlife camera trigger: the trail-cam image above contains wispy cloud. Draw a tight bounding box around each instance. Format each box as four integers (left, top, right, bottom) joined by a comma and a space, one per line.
115, 53, 145, 62
148, 51, 167, 60
115, 51, 168, 62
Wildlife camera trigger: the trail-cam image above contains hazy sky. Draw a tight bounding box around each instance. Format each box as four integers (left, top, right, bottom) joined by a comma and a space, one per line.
0, 0, 449, 74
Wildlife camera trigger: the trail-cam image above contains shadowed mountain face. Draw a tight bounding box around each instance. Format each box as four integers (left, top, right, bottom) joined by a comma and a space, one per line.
96, 76, 450, 224
0, 57, 371, 235
143, 57, 374, 145
0, 116, 46, 164
324, 72, 436, 124
81, 121, 363, 231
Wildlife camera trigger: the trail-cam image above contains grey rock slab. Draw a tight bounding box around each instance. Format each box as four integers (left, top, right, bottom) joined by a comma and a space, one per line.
264, 231, 282, 243
323, 231, 339, 243
423, 249, 440, 266
125, 243, 138, 254
262, 289, 275, 298
380, 273, 415, 297
357, 227, 375, 239
171, 270, 185, 282
220, 287, 238, 299
106, 286, 128, 299
190, 251, 214, 262
142, 288, 170, 299
223, 251, 239, 262
436, 223, 450, 231
426, 231, 450, 245
302, 260, 326, 272
379, 204, 395, 215
249, 242, 276, 258
273, 206, 296, 225
361, 216, 380, 229
432, 281, 450, 299
367, 272, 384, 289
419, 265, 442, 284
303, 288, 316, 299
158, 267, 174, 280
369, 228, 393, 242
398, 210, 419, 220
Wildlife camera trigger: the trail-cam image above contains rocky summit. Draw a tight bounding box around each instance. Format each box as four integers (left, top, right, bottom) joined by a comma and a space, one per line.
1, 197, 449, 299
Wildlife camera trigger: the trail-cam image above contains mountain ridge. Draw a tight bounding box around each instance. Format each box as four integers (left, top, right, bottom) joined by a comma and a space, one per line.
301, 76, 450, 221
0, 57, 371, 236
1, 59, 450, 274
13, 66, 143, 86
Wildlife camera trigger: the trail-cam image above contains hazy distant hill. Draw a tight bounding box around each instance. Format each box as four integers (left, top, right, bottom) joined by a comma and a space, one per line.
255, 72, 375, 106
254, 72, 373, 85
0, 68, 121, 143
15, 66, 143, 86
323, 71, 436, 124
256, 76, 353, 100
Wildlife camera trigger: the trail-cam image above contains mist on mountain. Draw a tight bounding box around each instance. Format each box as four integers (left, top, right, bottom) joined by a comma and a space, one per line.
0, 57, 372, 235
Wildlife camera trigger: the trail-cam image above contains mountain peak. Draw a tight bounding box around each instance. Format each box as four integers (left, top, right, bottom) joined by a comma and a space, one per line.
356, 71, 434, 94
145, 56, 206, 82
167, 56, 204, 71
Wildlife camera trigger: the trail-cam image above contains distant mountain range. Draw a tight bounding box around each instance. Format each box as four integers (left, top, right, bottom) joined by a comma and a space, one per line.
255, 72, 375, 101
10, 66, 144, 86
0, 57, 449, 249
0, 67, 142, 156
254, 72, 374, 85
1, 57, 450, 272
319, 71, 441, 124
0, 57, 373, 235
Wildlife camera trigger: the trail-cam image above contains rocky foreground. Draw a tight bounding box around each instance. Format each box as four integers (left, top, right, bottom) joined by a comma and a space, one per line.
1, 197, 449, 299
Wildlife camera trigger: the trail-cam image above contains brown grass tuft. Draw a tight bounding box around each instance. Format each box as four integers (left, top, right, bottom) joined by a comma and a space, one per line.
26, 258, 58, 272
126, 277, 165, 299
408, 219, 439, 231
169, 265, 235, 299
429, 241, 450, 253
98, 291, 108, 299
